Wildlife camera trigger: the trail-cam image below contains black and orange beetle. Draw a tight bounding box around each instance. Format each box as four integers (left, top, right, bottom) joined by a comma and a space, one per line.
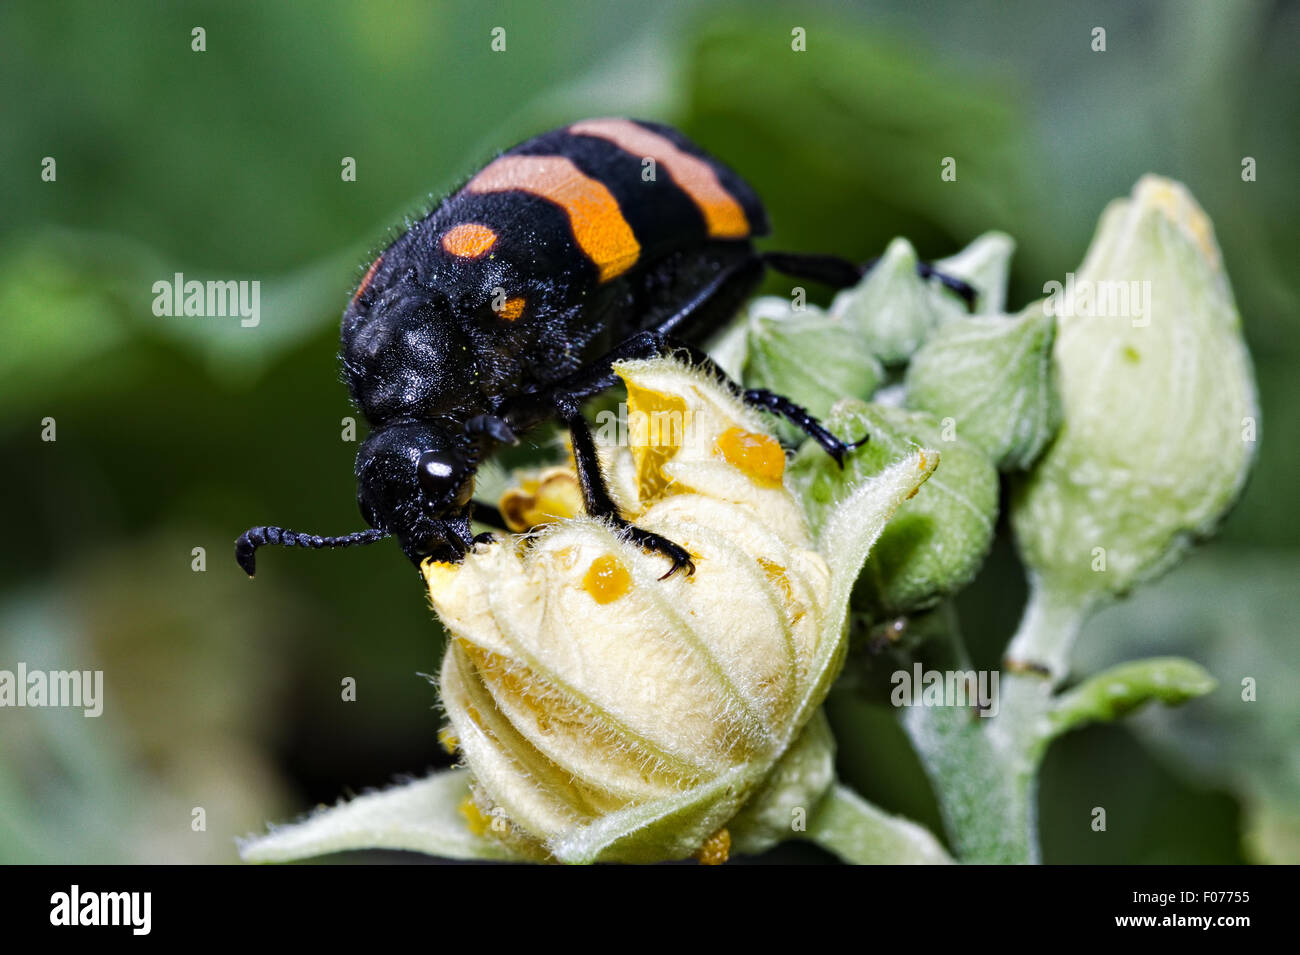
236, 118, 972, 579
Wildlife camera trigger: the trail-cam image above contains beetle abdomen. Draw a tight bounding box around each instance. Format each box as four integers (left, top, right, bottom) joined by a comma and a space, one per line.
461, 118, 767, 284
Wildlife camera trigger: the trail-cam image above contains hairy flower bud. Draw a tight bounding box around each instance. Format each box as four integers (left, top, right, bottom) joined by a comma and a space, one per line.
905, 306, 1060, 471
1008, 176, 1258, 674
429, 359, 937, 862
831, 237, 946, 365
742, 297, 884, 424
793, 401, 997, 618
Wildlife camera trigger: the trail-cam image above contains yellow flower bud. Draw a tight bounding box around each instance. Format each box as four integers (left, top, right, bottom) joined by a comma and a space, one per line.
428, 358, 937, 862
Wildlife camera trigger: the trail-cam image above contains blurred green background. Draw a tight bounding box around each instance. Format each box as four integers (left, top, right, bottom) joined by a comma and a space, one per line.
1, 0, 1295, 863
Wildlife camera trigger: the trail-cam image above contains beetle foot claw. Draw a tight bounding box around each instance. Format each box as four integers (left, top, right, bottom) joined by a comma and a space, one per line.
621, 525, 695, 580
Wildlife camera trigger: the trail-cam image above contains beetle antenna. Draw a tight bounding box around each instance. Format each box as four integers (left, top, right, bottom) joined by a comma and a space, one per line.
235, 525, 389, 577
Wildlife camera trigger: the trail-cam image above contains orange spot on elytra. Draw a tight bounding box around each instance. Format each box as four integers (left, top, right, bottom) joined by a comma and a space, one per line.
441, 222, 499, 259
467, 155, 640, 281
498, 296, 525, 321
715, 427, 785, 485
583, 554, 631, 604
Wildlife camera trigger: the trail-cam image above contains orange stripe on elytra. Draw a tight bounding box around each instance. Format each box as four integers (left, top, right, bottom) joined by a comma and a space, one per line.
466, 155, 640, 281
351, 255, 382, 303
441, 222, 498, 259
569, 119, 750, 239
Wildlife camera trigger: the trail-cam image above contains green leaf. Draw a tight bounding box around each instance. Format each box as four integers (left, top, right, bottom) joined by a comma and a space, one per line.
1048, 657, 1216, 740
0, 227, 360, 408
682, 15, 1046, 270
0, 230, 154, 421
239, 769, 522, 863
792, 401, 998, 618
804, 783, 953, 864
905, 304, 1061, 470
742, 298, 884, 422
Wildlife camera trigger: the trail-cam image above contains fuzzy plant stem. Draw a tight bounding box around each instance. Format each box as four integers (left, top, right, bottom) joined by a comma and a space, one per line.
899, 589, 1089, 863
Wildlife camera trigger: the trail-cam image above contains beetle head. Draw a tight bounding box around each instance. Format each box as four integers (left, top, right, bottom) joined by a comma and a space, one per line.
355, 419, 477, 565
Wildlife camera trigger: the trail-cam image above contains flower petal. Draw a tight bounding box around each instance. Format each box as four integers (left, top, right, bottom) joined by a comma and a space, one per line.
548, 763, 756, 864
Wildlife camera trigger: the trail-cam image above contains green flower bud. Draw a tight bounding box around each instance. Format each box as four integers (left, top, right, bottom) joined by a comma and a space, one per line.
742, 297, 884, 422
904, 305, 1061, 470
931, 231, 1016, 316
791, 401, 998, 618
831, 238, 947, 365
1008, 177, 1258, 675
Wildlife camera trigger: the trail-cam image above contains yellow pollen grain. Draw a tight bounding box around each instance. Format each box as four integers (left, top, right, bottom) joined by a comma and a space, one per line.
757, 557, 793, 604
696, 828, 731, 865
715, 427, 785, 485
458, 797, 492, 836
422, 558, 461, 595
583, 554, 631, 604
438, 727, 459, 754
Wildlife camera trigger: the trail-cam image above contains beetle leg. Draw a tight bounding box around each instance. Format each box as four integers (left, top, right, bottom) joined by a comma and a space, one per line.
740, 388, 868, 465
653, 253, 765, 339
514, 325, 866, 466
633, 335, 868, 463
761, 250, 977, 307
469, 501, 510, 530
500, 247, 867, 514
551, 393, 694, 579
574, 331, 868, 461
465, 413, 518, 445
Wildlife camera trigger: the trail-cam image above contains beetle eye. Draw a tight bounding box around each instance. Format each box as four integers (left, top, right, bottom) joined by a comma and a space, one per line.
417, 449, 467, 507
